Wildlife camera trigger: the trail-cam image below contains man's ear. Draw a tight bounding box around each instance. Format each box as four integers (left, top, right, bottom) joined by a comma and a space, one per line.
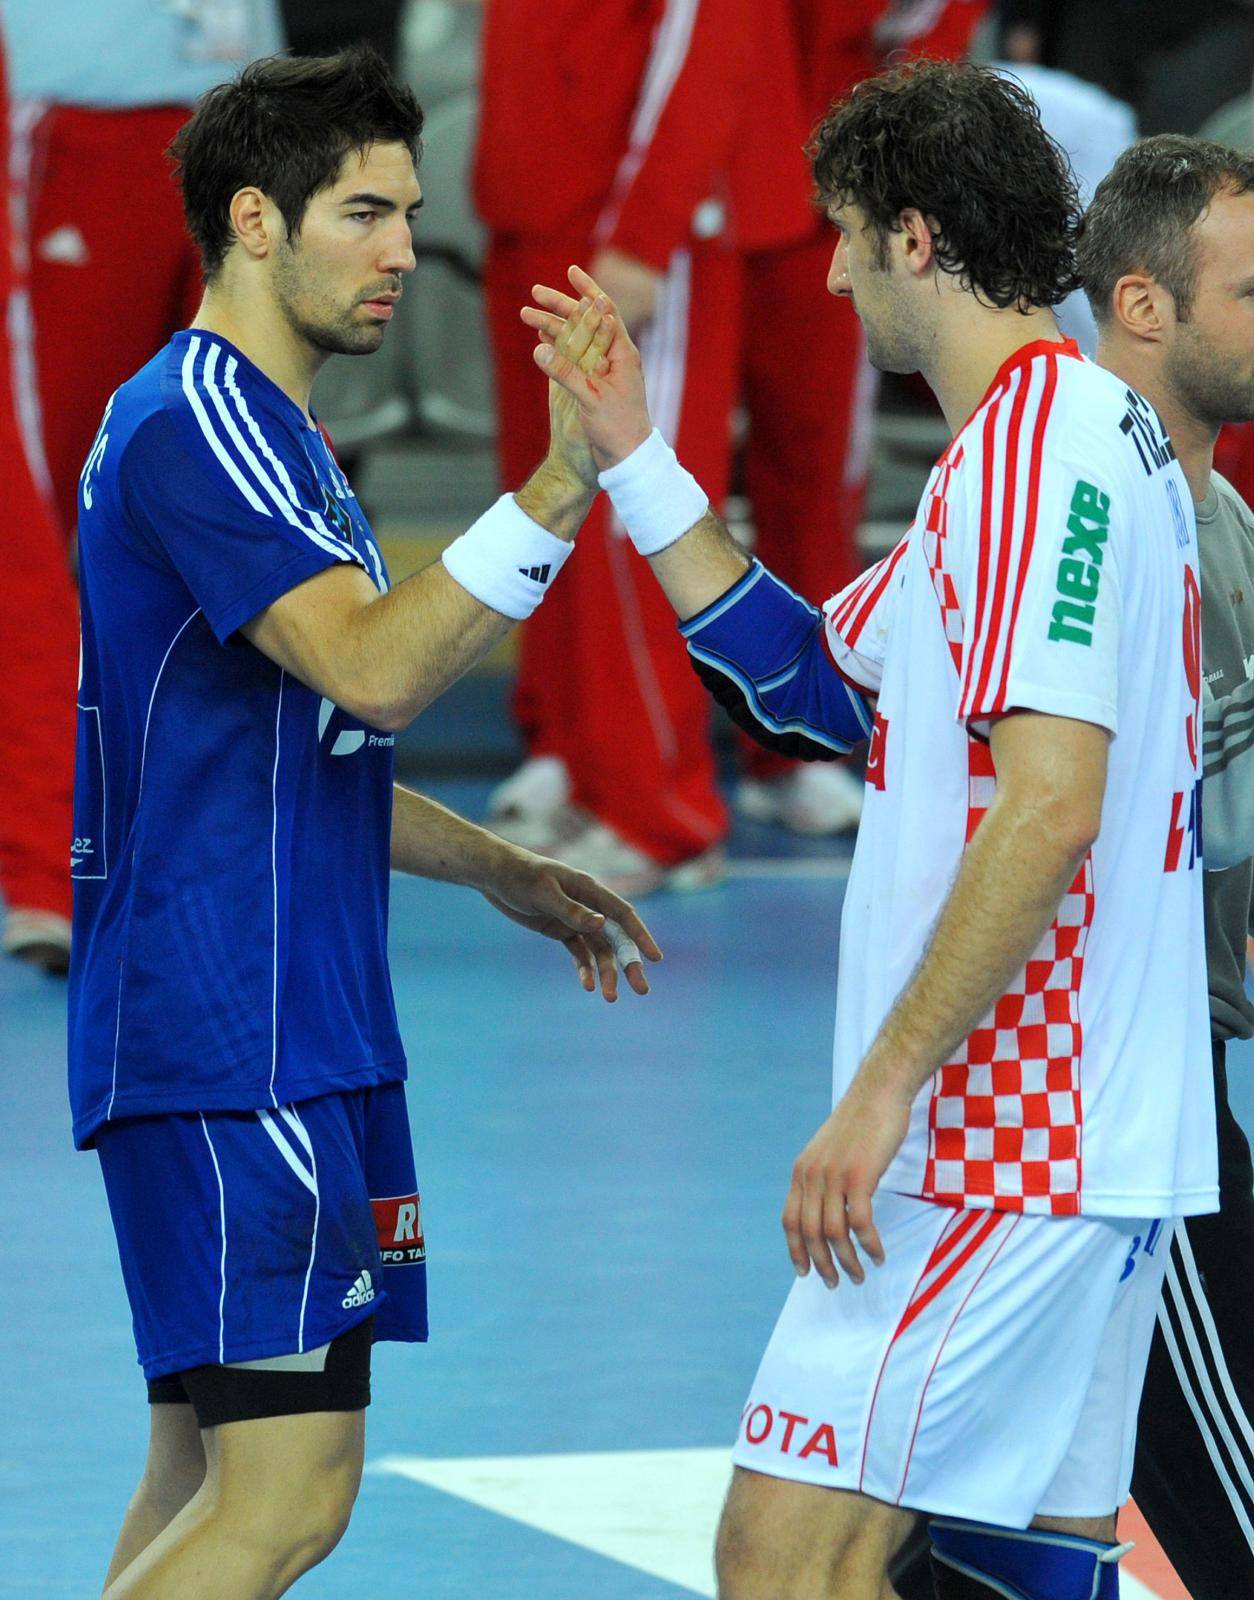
227, 186, 274, 262
898, 208, 937, 277
1111, 273, 1173, 344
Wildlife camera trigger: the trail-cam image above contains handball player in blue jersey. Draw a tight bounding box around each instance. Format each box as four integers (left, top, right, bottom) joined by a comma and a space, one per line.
70, 47, 659, 1600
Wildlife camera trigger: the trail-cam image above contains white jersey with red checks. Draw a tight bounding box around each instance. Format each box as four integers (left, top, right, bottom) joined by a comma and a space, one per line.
823, 338, 1216, 1219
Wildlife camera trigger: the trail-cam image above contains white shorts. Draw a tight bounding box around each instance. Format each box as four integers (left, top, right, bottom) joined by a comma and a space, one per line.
731, 1191, 1174, 1527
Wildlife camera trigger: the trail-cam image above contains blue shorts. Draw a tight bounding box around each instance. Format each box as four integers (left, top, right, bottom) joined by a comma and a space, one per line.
97, 1081, 428, 1381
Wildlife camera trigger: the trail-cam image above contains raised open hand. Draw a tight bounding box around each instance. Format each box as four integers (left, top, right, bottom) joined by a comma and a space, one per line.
522, 265, 653, 472
539, 285, 618, 488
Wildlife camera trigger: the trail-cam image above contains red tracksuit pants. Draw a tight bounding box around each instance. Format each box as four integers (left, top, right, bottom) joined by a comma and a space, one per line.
485, 233, 742, 864
739, 231, 874, 777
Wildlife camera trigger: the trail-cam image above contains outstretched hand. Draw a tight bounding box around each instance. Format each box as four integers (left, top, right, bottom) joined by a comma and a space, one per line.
483, 845, 663, 1002
522, 265, 654, 472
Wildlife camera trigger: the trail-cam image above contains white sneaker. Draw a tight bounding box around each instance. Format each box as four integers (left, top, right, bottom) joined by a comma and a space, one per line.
486, 755, 571, 849
552, 816, 726, 899
735, 762, 864, 836
2, 908, 72, 976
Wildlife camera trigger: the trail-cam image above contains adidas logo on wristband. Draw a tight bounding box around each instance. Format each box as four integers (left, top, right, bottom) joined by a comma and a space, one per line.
442, 495, 573, 619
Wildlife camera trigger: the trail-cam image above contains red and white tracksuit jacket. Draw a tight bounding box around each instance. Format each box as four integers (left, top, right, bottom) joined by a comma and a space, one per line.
477, 0, 809, 863
476, 0, 985, 860
735, 0, 987, 779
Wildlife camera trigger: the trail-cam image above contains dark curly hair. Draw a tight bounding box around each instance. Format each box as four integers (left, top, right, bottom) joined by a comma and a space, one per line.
169, 47, 424, 281
1077, 135, 1254, 325
809, 59, 1082, 312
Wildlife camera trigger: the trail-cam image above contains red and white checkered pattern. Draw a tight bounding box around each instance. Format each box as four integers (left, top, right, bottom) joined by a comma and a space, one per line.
922, 445, 965, 676
829, 342, 1212, 1225
923, 739, 1096, 1215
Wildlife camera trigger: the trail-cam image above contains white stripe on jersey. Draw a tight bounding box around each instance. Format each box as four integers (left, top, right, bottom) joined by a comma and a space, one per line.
108, 607, 203, 1122
255, 1108, 318, 1196
267, 672, 284, 1108
959, 356, 1057, 718
220, 354, 352, 560
197, 342, 351, 563
961, 363, 1031, 708
181, 338, 272, 515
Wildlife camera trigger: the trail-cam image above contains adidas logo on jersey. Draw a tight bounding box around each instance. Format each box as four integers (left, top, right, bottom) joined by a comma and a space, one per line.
342, 1270, 376, 1309
519, 564, 552, 584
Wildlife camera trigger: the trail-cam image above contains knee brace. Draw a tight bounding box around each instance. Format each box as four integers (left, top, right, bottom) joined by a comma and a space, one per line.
929, 1518, 1133, 1600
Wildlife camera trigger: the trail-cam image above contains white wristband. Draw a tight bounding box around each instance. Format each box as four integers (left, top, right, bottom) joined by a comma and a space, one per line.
597, 428, 710, 556
441, 494, 575, 620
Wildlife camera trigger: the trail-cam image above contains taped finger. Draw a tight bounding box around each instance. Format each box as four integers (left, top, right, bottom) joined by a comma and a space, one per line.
603, 918, 642, 972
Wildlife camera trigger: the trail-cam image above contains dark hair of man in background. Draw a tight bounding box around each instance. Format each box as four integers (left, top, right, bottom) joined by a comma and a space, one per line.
168, 45, 424, 281
1077, 134, 1254, 326
807, 58, 1083, 313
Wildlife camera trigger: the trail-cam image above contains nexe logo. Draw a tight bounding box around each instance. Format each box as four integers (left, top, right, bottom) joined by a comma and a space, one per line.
1048, 479, 1110, 647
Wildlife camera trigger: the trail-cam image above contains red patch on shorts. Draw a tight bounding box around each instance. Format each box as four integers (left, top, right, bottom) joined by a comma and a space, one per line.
371, 1193, 426, 1265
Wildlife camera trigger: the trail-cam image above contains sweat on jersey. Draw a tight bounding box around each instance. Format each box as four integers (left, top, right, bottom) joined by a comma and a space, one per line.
69, 330, 406, 1149
684, 338, 1217, 1220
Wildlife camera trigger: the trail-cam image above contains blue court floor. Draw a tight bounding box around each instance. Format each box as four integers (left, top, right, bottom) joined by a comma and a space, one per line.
2, 781, 1251, 1598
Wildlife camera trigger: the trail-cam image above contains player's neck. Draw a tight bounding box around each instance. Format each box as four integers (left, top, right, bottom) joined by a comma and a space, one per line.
1095, 342, 1217, 505
924, 303, 1067, 438
189, 289, 322, 424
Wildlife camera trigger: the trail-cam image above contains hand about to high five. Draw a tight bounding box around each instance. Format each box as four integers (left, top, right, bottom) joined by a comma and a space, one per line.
540, 284, 617, 489
523, 265, 654, 474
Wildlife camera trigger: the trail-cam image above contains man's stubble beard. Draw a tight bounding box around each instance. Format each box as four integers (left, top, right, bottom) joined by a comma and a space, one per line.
1164, 322, 1254, 429
864, 320, 922, 375
272, 248, 386, 359
858, 277, 927, 377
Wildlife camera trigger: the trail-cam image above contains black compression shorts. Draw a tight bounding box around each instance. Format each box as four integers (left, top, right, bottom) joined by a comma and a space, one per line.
146, 1315, 373, 1428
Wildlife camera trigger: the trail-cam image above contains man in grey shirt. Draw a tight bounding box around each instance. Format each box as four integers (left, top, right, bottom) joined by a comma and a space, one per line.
1076, 134, 1254, 1597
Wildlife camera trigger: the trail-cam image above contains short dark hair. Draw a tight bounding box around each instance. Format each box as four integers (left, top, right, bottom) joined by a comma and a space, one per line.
809, 59, 1082, 312
169, 47, 424, 280
1076, 135, 1254, 325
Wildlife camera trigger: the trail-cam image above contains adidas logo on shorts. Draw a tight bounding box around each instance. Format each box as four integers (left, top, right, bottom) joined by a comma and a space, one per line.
342, 1270, 376, 1309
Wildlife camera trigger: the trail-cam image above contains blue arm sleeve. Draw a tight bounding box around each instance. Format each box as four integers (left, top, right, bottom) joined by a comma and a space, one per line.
680, 561, 873, 759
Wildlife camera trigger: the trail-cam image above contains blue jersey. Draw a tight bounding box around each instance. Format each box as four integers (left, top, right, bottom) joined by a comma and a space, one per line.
69, 330, 406, 1149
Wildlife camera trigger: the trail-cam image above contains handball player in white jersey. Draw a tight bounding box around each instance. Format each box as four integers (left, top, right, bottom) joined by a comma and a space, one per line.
525, 60, 1218, 1600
